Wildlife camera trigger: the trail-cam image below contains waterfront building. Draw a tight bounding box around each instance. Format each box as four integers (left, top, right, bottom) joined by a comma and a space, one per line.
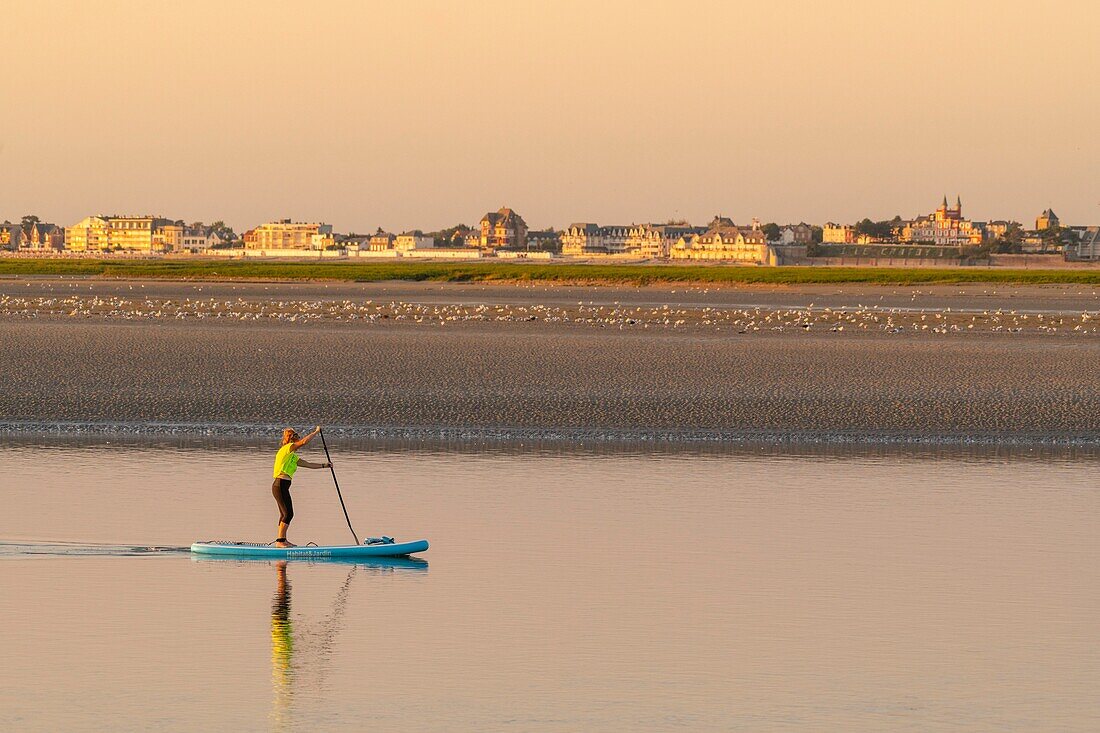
180, 227, 224, 251
561, 223, 601, 254
479, 207, 528, 249
444, 228, 471, 248
823, 223, 857, 244
561, 223, 631, 255
369, 231, 396, 251
1036, 208, 1060, 230
669, 219, 770, 263
395, 232, 435, 251
1020, 230, 1054, 252
985, 220, 1014, 240
311, 231, 339, 250
155, 224, 186, 252
526, 229, 561, 251
600, 225, 629, 253
625, 224, 704, 258
18, 222, 64, 250
1066, 226, 1100, 260
898, 196, 984, 246
245, 219, 333, 250
0, 222, 21, 250
778, 224, 813, 245
65, 215, 179, 252
65, 216, 108, 251
109, 216, 177, 251
341, 235, 371, 252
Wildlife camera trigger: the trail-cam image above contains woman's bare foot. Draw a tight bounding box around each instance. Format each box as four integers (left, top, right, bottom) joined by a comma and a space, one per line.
275, 539, 296, 548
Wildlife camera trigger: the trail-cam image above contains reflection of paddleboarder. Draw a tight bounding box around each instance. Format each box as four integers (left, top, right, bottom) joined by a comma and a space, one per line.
272, 427, 332, 548
264, 560, 419, 728
268, 560, 359, 729
270, 561, 294, 729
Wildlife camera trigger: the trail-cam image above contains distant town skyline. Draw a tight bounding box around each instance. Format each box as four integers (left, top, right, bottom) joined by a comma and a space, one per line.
12, 199, 1095, 262
2, 1, 1097, 232
0, 196, 1087, 238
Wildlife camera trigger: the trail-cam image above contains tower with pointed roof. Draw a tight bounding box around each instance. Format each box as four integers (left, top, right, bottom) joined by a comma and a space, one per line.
1036, 208, 1059, 231
934, 194, 963, 224
901, 195, 982, 246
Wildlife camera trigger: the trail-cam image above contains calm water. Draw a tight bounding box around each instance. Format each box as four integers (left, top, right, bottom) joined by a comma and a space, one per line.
3, 440, 1100, 732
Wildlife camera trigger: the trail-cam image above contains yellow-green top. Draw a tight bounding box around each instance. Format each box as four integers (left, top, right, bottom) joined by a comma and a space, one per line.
273, 444, 299, 479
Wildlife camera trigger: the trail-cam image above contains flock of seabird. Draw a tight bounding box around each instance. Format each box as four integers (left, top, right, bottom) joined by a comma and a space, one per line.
0, 289, 1097, 336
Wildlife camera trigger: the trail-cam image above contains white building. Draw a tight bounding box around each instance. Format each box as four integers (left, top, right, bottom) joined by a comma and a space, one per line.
1066, 226, 1100, 261
670, 220, 770, 263
625, 224, 704, 258
823, 222, 857, 244
395, 233, 435, 251
778, 224, 813, 245
561, 223, 630, 255
342, 235, 371, 253
180, 227, 224, 252
245, 220, 333, 250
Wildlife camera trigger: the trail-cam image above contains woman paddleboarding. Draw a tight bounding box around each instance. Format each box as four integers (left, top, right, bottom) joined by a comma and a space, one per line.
272, 426, 332, 547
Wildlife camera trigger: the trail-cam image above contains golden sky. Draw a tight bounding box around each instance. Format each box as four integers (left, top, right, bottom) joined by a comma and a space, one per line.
2, 0, 1097, 231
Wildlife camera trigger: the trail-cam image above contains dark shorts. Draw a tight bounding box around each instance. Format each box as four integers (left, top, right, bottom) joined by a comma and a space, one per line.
272, 478, 293, 524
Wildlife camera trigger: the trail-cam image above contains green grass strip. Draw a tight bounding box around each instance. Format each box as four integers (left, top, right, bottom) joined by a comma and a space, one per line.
2, 258, 1100, 286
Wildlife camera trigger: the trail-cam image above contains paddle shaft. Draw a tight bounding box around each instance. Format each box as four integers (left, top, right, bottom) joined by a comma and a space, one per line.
318, 428, 360, 545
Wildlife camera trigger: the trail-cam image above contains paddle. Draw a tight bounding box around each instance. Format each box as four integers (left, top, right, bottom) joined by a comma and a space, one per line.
318, 428, 360, 545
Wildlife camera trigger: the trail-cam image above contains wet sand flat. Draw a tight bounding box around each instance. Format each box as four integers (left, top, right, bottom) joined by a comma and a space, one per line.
2, 314, 1098, 441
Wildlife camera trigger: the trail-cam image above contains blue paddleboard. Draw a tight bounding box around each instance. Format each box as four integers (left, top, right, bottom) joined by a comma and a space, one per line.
190, 539, 429, 559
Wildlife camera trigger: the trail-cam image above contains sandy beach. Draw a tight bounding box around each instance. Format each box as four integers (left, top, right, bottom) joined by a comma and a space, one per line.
2, 278, 1099, 442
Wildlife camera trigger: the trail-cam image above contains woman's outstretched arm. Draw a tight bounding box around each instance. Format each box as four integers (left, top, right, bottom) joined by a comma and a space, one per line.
292, 426, 322, 450
297, 459, 331, 470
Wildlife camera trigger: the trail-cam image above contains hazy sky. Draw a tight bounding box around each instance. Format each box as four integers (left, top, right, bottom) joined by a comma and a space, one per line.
3, 0, 1097, 232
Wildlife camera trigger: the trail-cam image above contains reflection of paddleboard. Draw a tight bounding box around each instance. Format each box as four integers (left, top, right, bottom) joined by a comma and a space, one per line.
191, 539, 429, 559
191, 553, 428, 570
